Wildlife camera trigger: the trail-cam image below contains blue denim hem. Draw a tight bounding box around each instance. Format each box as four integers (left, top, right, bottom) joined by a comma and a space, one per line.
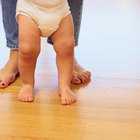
7, 44, 18, 50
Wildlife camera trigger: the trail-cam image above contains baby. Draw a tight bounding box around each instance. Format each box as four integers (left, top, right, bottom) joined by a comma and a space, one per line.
16, 0, 76, 105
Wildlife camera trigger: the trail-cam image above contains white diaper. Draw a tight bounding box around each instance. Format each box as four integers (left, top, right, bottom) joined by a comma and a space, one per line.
16, 0, 70, 37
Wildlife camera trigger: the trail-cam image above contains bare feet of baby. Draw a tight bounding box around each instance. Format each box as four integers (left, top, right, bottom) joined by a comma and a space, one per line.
59, 86, 76, 105
18, 85, 34, 102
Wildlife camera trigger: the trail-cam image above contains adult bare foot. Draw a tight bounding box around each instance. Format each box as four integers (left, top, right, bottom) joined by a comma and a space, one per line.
71, 57, 91, 84
18, 85, 34, 102
0, 50, 18, 88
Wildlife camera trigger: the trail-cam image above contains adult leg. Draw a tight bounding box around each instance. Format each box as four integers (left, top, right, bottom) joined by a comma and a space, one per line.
52, 14, 76, 105
68, 0, 91, 84
0, 0, 18, 88
18, 15, 41, 102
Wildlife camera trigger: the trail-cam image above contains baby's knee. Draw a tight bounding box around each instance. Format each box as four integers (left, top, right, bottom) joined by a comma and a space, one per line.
18, 43, 39, 58
55, 38, 75, 56
61, 38, 74, 48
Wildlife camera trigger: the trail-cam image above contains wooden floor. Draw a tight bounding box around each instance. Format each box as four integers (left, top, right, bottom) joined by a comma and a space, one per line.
0, 0, 140, 140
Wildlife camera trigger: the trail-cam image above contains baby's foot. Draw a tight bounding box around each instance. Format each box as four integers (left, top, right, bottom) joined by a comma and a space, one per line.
71, 58, 91, 84
0, 62, 18, 88
59, 86, 77, 105
18, 85, 34, 102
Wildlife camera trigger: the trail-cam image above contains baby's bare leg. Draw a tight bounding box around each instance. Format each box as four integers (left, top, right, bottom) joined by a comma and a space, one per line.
52, 14, 76, 105
18, 15, 41, 102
